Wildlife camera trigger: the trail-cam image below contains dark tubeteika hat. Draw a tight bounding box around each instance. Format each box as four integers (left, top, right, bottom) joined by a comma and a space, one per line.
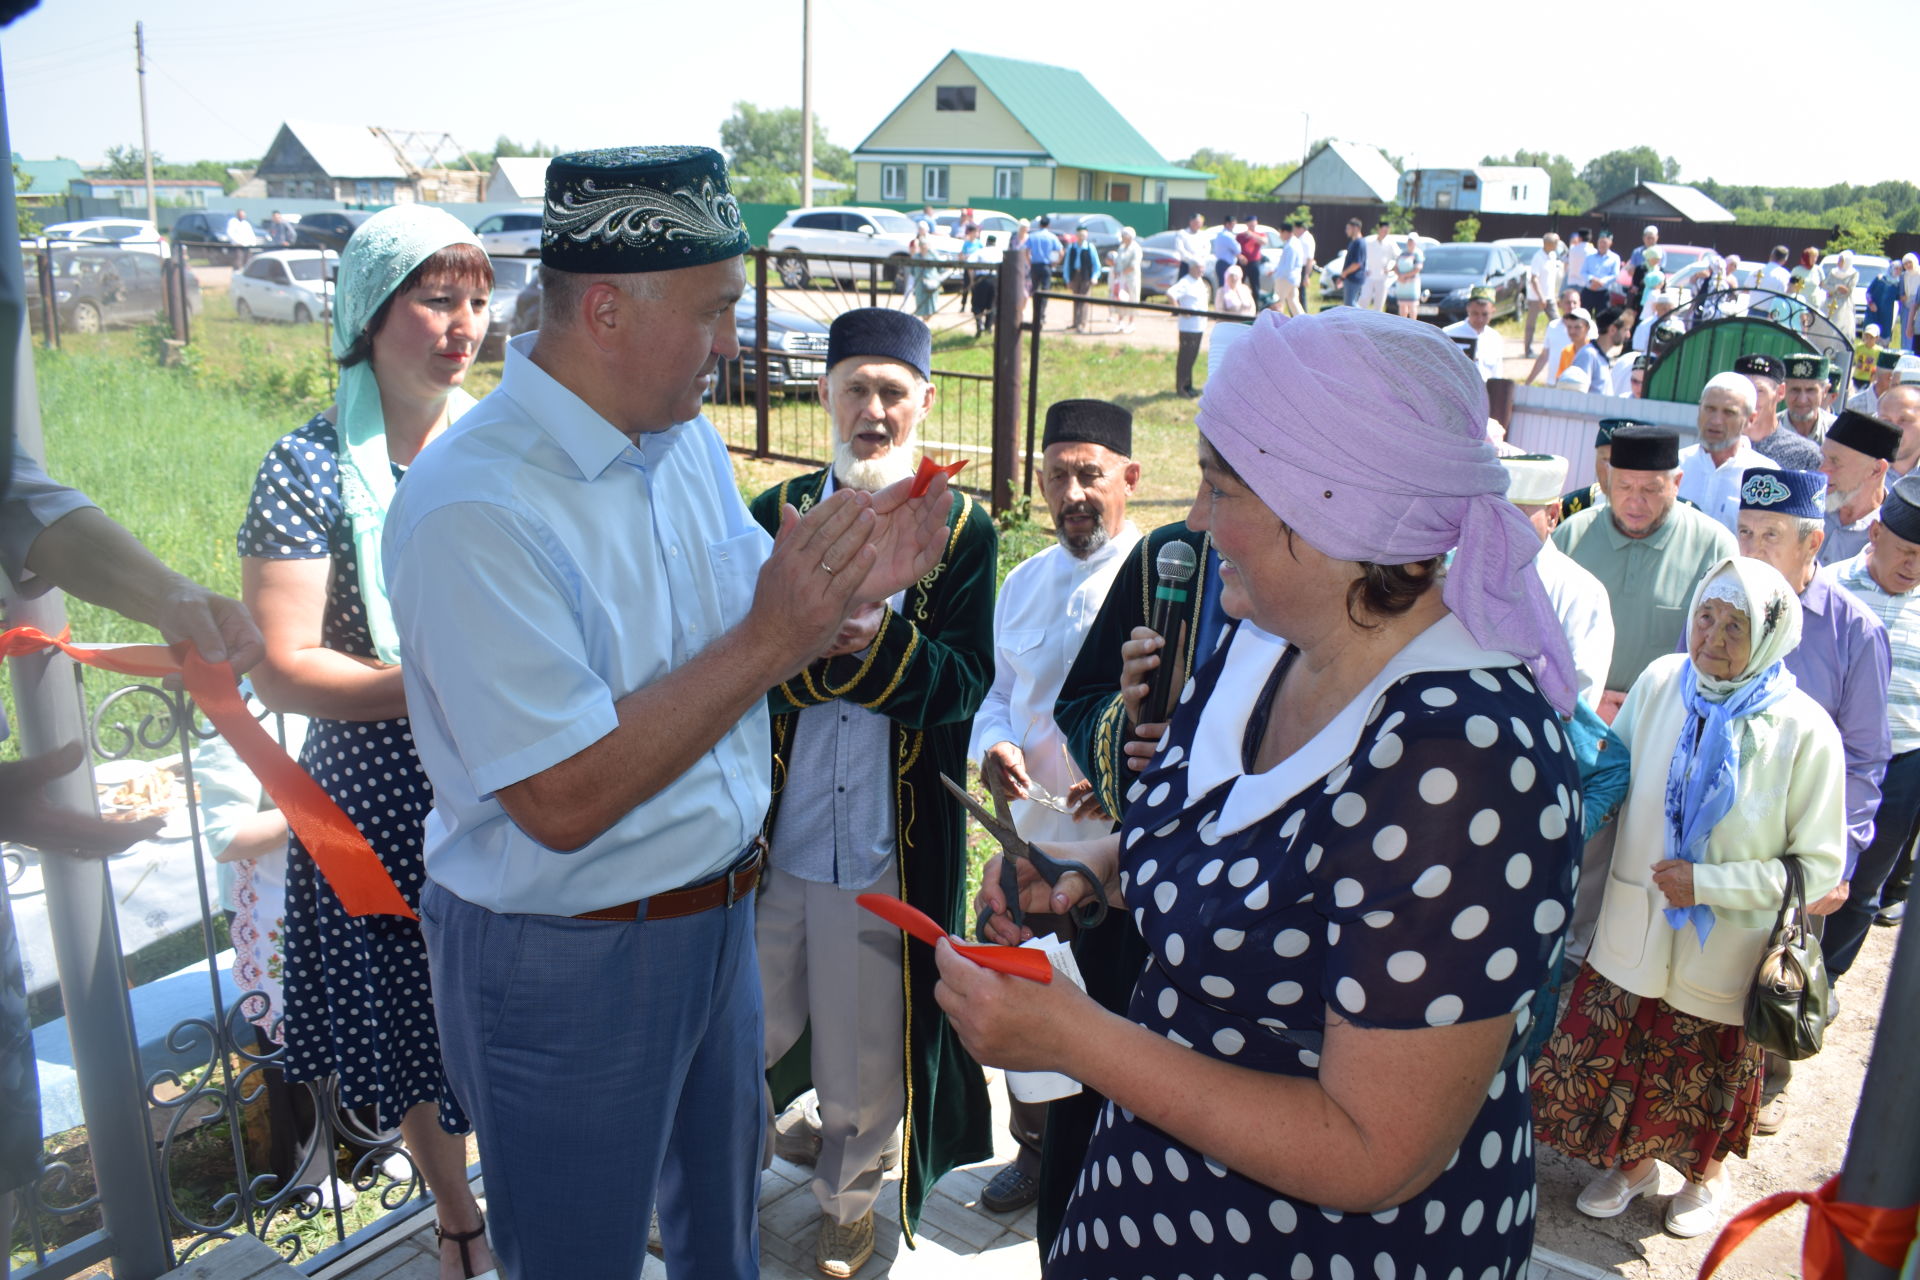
1631, 353, 1652, 371
1827, 366, 1845, 392
826, 308, 932, 380
1827, 409, 1902, 463
1608, 424, 1680, 471
1042, 399, 1133, 456
1782, 352, 1829, 382
1878, 347, 1905, 372
1595, 417, 1647, 447
542, 145, 749, 273
1733, 353, 1785, 384
1879, 473, 1920, 545
1738, 468, 1825, 520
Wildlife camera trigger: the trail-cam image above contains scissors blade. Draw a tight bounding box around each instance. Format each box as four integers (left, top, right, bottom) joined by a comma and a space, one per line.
938, 771, 1026, 856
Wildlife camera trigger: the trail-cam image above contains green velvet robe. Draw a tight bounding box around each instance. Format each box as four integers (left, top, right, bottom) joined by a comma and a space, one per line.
1040, 519, 1213, 1250
749, 468, 998, 1238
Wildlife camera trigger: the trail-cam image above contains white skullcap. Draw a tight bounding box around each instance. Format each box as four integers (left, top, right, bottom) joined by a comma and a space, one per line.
1501, 454, 1570, 504
1703, 370, 1757, 411
1556, 365, 1592, 392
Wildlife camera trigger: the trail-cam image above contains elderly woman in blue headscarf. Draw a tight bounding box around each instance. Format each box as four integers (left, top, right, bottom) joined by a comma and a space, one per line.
1532, 555, 1843, 1242
238, 206, 494, 1276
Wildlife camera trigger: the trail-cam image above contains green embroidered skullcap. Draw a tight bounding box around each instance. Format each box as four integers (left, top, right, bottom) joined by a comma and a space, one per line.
1468, 285, 1496, 303
542, 145, 749, 272
1782, 352, 1828, 383
1595, 417, 1645, 447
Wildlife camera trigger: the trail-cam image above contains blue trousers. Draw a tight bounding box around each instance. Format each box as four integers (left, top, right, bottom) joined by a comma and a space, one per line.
421, 879, 763, 1280
1826, 748, 1920, 976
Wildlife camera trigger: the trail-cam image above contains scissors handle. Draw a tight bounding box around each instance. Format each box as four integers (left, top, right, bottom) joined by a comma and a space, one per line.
1026, 844, 1110, 930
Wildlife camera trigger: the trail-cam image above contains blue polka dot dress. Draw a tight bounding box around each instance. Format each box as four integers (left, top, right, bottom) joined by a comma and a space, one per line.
1046, 622, 1580, 1280
237, 415, 466, 1133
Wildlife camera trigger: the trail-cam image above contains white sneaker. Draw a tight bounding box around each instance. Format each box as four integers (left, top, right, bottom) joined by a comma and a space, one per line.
1665, 1174, 1728, 1238
297, 1176, 357, 1211
1576, 1163, 1659, 1218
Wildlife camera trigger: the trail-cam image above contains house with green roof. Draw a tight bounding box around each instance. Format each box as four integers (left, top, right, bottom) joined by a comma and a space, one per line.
851, 50, 1208, 207
11, 154, 86, 205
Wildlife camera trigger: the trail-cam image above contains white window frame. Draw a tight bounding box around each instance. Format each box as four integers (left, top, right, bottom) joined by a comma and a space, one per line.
1077, 171, 1094, 201
1155, 181, 1167, 204
923, 165, 949, 203
881, 164, 905, 201
994, 167, 1021, 200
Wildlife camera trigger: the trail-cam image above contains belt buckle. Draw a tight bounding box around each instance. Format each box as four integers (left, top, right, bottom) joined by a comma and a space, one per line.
729, 837, 766, 907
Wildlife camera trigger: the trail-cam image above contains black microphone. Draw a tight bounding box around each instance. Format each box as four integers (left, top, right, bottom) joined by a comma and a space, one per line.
1144, 541, 1198, 723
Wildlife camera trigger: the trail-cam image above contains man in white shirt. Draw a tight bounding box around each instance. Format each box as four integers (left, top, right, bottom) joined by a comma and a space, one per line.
1500, 452, 1613, 705
1679, 371, 1778, 530
1442, 287, 1505, 381
223, 208, 258, 265
1524, 232, 1563, 356
1358, 218, 1398, 311
1632, 291, 1676, 352
1563, 229, 1592, 309
1175, 212, 1210, 273
968, 397, 1141, 1215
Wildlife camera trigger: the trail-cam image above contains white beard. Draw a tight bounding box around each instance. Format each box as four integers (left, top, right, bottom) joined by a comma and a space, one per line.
832, 434, 918, 493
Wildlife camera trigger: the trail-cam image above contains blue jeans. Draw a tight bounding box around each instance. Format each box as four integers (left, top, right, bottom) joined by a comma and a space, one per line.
1825, 747, 1920, 976
421, 877, 764, 1279
1342, 277, 1362, 307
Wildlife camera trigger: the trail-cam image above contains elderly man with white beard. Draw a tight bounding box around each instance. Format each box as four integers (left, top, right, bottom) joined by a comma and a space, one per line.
747, 307, 997, 1277
1818, 409, 1903, 566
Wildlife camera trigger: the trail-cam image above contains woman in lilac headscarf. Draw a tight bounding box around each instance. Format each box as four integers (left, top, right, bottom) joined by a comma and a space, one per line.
936, 308, 1585, 1278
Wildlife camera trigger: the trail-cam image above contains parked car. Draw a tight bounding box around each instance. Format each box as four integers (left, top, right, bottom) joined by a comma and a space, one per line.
39, 217, 166, 258
1819, 252, 1889, 331
474, 211, 542, 257
481, 255, 540, 360
767, 206, 958, 289
926, 207, 1020, 263
292, 210, 377, 253
24, 246, 199, 333
1137, 229, 1206, 301
231, 249, 337, 323
1316, 235, 1442, 298
1042, 212, 1123, 258
169, 210, 259, 264
1409, 242, 1528, 323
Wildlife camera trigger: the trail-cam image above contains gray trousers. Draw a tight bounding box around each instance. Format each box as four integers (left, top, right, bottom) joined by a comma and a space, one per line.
759, 864, 906, 1224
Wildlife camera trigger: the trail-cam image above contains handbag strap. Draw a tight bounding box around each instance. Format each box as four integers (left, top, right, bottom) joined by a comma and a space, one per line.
1775, 855, 1809, 938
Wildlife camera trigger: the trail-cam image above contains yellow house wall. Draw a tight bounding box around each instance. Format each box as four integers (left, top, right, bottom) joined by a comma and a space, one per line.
856, 160, 1064, 205
863, 53, 1045, 154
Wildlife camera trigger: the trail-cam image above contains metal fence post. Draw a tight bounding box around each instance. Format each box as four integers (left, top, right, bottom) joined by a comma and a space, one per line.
753, 249, 770, 458
35, 251, 57, 350
1838, 912, 1920, 1279
988, 252, 1025, 516
4, 328, 172, 1280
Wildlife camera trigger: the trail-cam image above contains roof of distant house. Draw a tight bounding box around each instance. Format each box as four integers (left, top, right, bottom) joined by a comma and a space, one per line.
861, 50, 1209, 182
1592, 181, 1736, 223
266, 121, 409, 179
489, 156, 551, 200
11, 154, 86, 196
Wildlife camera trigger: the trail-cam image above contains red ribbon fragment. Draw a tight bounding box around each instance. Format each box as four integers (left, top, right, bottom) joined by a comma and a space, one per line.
1696, 1175, 1916, 1280
909, 456, 968, 498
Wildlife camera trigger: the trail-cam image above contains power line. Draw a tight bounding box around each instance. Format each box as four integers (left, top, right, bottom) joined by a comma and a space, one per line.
144, 56, 260, 149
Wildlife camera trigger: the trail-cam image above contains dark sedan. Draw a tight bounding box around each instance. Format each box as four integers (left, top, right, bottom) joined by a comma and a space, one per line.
294, 211, 377, 253
1043, 212, 1123, 258
25, 247, 200, 334
1413, 243, 1528, 324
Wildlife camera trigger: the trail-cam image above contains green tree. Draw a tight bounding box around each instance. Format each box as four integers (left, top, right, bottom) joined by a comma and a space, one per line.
92, 147, 249, 194
12, 164, 38, 236
1578, 147, 1680, 205
100, 143, 155, 179
1451, 216, 1481, 243
1827, 204, 1892, 256
1481, 150, 1593, 214
1179, 148, 1297, 204
718, 102, 853, 204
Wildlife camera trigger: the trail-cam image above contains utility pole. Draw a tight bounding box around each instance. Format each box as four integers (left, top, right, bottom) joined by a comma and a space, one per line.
1294, 112, 1309, 204
799, 0, 814, 209
134, 21, 156, 226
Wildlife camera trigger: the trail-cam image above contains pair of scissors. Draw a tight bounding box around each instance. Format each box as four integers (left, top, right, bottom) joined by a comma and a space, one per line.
938, 770, 1109, 940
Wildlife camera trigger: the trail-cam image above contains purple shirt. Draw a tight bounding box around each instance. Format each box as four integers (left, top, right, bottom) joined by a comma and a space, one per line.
1790, 573, 1893, 875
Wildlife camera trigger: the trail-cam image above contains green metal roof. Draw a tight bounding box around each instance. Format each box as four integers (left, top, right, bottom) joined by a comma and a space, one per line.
870, 51, 1209, 182
11, 155, 85, 196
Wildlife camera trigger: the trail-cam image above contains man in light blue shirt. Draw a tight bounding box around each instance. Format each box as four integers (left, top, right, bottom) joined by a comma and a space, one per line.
383, 146, 954, 1280
1211, 219, 1240, 289
1025, 215, 1064, 329
1271, 224, 1306, 315
1580, 228, 1622, 311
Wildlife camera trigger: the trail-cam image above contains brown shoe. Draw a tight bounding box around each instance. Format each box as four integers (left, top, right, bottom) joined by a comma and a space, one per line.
815, 1211, 875, 1278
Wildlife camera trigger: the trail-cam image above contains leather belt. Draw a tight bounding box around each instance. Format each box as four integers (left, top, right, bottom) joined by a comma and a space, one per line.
573, 840, 765, 922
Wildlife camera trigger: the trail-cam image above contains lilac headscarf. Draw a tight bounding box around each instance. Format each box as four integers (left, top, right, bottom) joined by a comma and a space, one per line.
1196, 307, 1577, 714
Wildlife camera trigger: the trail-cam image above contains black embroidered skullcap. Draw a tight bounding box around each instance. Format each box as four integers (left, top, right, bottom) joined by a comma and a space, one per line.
826, 308, 932, 379
1738, 468, 1825, 520
1879, 474, 1920, 544
542, 146, 749, 272
1733, 353, 1784, 384
1827, 409, 1902, 463
1877, 347, 1905, 372
1608, 424, 1680, 471
1782, 352, 1828, 382
1632, 353, 1652, 371
1595, 417, 1647, 447
1042, 399, 1132, 456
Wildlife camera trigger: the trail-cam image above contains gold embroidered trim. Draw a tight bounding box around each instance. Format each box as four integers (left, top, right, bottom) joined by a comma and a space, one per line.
895, 816, 915, 1245
862, 624, 920, 709
822, 607, 891, 698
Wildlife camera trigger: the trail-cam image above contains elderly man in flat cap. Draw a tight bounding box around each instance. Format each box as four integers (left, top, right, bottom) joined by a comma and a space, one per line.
1819, 409, 1903, 566
1679, 371, 1779, 531
1554, 425, 1737, 721
1736, 353, 1823, 471
1823, 473, 1920, 974
750, 307, 996, 1277
1733, 466, 1891, 1133
383, 147, 955, 1279
1783, 352, 1836, 443
967, 398, 1141, 1217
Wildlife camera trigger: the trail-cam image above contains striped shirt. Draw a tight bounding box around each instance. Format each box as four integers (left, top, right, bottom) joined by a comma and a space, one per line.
1831, 553, 1920, 753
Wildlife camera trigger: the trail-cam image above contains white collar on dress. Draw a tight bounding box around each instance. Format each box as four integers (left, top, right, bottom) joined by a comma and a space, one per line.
1187, 614, 1523, 838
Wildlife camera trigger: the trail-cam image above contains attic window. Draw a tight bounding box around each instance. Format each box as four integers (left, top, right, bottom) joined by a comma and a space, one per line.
1462, 174, 1479, 190
936, 85, 976, 111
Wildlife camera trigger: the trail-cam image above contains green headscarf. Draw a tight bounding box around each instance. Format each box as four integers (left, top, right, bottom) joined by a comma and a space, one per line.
331, 204, 485, 664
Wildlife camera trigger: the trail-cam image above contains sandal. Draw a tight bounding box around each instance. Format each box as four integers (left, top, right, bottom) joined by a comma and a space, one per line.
435, 1218, 489, 1278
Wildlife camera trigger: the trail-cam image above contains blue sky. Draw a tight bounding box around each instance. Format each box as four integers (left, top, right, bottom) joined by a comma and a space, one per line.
1, 0, 1899, 194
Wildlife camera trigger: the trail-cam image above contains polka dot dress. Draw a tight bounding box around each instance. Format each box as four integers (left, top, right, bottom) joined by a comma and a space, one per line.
1046, 634, 1580, 1280
237, 416, 466, 1133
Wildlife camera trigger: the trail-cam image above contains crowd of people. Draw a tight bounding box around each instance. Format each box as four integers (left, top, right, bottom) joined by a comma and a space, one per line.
3, 141, 1915, 1280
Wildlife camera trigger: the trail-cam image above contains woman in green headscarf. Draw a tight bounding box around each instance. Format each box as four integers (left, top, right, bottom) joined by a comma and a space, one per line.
238, 205, 495, 1277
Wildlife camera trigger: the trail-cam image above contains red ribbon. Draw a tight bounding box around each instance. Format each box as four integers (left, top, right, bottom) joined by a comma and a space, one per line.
1696, 1176, 1916, 1279
909, 456, 968, 498
1, 625, 415, 919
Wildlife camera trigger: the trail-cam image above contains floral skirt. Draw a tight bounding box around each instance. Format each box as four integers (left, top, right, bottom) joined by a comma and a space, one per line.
1530, 963, 1763, 1179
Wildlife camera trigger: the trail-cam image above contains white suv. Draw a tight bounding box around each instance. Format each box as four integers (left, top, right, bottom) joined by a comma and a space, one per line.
39, 218, 166, 257
768, 206, 957, 289
473, 211, 542, 257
